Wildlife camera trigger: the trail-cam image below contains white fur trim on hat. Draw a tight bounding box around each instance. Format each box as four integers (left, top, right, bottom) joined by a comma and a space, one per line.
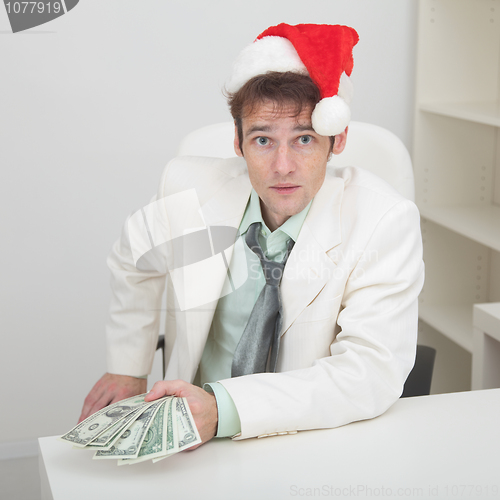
226, 36, 308, 93
337, 71, 353, 104
311, 96, 351, 136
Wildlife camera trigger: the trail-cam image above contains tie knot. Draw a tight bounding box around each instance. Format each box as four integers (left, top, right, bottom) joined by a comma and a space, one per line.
245, 222, 294, 286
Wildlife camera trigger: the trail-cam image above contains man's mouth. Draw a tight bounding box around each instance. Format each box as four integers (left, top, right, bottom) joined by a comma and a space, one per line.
270, 184, 300, 194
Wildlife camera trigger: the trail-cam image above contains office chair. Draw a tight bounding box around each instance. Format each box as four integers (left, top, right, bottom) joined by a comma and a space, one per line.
177, 121, 415, 200
156, 121, 435, 396
401, 345, 436, 398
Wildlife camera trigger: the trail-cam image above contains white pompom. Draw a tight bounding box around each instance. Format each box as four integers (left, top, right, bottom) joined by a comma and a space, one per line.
311, 96, 351, 136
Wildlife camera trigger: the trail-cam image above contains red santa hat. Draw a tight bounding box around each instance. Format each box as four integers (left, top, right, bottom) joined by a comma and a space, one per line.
226, 23, 359, 136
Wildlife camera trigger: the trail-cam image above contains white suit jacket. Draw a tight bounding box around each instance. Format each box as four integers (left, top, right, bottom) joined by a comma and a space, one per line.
106, 156, 424, 440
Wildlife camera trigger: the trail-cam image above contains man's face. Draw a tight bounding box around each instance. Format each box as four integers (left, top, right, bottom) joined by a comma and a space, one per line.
234, 100, 347, 231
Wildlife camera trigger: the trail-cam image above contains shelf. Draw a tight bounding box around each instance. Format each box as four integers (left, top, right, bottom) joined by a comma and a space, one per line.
473, 302, 500, 342
419, 101, 500, 128
414, 0, 500, 392
419, 204, 500, 253
419, 303, 473, 353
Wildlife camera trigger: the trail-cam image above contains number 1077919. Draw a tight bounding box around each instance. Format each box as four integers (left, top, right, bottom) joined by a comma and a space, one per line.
5, 2, 62, 14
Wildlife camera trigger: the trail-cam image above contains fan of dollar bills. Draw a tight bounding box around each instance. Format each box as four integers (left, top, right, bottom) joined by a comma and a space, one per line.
60, 394, 201, 465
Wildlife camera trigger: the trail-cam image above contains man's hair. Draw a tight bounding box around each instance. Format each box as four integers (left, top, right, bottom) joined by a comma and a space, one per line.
226, 72, 335, 153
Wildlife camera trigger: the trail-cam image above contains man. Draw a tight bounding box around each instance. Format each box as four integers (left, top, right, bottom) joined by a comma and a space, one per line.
79, 23, 424, 448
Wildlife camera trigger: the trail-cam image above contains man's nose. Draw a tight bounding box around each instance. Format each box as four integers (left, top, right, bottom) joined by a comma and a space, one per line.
273, 144, 296, 175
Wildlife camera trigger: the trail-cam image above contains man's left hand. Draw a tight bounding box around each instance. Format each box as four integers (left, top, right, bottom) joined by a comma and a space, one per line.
144, 380, 218, 449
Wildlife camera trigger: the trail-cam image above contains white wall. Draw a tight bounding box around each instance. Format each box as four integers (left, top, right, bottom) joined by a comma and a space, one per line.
0, 0, 418, 448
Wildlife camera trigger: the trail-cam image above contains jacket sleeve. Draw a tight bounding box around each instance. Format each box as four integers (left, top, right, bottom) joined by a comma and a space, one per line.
105, 192, 169, 377
104, 157, 184, 377
105, 221, 168, 377
218, 199, 425, 439
105, 156, 234, 376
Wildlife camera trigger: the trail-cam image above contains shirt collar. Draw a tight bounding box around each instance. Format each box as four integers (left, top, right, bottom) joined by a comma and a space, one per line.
239, 189, 312, 242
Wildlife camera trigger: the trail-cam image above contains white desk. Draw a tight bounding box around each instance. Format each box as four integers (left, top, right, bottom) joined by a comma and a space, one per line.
39, 389, 500, 500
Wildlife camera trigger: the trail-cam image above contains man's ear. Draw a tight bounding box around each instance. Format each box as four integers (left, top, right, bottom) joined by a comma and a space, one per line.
234, 123, 243, 157
332, 126, 348, 155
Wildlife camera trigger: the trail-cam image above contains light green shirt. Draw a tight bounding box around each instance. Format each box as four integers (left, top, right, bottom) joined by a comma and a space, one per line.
201, 189, 311, 437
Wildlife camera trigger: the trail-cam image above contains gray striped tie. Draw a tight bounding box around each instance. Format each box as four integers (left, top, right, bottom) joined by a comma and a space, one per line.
231, 222, 294, 377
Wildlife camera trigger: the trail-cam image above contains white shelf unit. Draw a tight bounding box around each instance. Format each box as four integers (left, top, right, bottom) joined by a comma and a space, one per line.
413, 0, 500, 389
472, 302, 500, 389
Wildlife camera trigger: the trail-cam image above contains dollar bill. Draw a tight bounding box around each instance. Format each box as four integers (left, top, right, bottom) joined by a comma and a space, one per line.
60, 394, 150, 447
61, 395, 202, 464
93, 399, 165, 460
176, 397, 202, 452
86, 405, 149, 449
120, 397, 178, 465
164, 397, 179, 455
151, 396, 179, 462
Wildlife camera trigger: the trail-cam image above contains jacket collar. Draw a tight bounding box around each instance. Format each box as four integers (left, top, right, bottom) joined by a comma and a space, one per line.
200, 163, 346, 337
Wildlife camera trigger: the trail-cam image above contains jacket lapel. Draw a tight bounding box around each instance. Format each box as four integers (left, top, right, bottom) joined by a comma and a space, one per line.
280, 170, 345, 335
178, 161, 252, 380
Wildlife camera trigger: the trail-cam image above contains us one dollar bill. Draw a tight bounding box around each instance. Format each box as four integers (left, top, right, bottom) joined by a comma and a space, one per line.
60, 395, 201, 465
60, 394, 152, 447
120, 397, 178, 465
94, 399, 165, 460
85, 406, 146, 450
176, 396, 202, 452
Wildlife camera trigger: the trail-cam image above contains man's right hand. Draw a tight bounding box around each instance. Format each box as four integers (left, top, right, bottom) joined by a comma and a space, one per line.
78, 373, 147, 423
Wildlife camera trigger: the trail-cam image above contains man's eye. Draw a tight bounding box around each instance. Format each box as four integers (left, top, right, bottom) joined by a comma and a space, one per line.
299, 135, 312, 145
256, 137, 269, 146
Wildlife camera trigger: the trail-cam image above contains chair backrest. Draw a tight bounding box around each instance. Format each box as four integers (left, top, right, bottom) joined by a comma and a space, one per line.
177, 121, 414, 201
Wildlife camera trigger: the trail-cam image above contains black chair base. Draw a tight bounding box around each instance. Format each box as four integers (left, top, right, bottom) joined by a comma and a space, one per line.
401, 345, 436, 398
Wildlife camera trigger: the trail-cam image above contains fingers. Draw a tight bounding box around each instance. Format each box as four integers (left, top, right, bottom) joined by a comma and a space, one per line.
145, 380, 218, 448
144, 379, 187, 401
78, 392, 112, 423
185, 443, 203, 451
78, 379, 109, 423
78, 373, 147, 423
